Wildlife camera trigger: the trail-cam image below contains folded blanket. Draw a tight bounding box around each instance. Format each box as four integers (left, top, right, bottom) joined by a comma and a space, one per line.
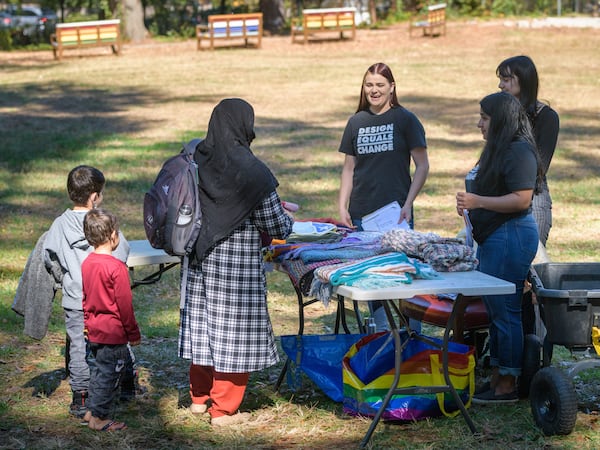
381, 229, 478, 272
309, 252, 439, 304
327, 253, 417, 286
419, 242, 478, 272
281, 257, 344, 293
281, 231, 386, 263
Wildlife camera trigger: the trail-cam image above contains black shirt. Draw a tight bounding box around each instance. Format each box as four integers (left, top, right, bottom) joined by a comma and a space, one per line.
469, 139, 538, 244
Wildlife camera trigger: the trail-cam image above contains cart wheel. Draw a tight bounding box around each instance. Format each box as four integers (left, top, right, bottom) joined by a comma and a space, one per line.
519, 334, 541, 398
530, 367, 578, 435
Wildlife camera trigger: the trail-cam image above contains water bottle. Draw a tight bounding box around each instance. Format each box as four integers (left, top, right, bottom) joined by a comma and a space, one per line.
177, 204, 192, 226
364, 317, 377, 335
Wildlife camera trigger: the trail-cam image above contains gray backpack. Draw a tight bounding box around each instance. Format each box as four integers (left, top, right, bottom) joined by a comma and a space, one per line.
143, 139, 202, 257
143, 139, 202, 309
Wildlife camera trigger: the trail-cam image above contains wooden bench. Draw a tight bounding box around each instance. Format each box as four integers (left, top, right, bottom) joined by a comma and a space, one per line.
196, 13, 263, 50
291, 7, 356, 44
50, 19, 121, 60
409, 3, 447, 38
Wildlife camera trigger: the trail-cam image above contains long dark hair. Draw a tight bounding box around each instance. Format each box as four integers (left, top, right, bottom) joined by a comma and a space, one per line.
496, 55, 539, 120
476, 92, 543, 194
356, 62, 401, 112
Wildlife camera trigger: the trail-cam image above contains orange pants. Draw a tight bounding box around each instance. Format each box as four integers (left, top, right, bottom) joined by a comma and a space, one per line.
189, 364, 249, 418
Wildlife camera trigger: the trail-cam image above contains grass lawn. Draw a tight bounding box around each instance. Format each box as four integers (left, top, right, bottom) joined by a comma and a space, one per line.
1, 18, 599, 449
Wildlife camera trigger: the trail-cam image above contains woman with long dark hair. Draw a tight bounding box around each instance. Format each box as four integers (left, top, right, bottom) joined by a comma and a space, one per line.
456, 92, 541, 404
496, 55, 559, 246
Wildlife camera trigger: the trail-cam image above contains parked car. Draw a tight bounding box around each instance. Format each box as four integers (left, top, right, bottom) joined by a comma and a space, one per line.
1, 5, 57, 44
0, 11, 13, 29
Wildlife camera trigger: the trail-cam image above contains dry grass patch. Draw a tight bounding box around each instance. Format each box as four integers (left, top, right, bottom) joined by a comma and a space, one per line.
1, 19, 599, 449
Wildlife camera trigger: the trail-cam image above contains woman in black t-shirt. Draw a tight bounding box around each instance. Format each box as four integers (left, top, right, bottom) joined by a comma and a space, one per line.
456, 92, 541, 404
338, 62, 429, 332
496, 55, 559, 246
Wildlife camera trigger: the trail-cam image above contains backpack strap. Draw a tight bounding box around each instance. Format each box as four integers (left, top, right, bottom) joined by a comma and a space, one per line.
183, 138, 202, 155
179, 137, 203, 308
180, 254, 190, 310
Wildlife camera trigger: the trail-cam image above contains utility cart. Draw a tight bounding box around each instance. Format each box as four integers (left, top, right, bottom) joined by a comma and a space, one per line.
528, 262, 600, 435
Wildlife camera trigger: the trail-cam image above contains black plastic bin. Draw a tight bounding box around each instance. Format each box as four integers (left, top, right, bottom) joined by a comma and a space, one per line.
530, 262, 600, 347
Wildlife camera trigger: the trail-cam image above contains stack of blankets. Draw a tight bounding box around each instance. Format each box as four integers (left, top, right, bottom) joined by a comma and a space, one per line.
264, 225, 478, 305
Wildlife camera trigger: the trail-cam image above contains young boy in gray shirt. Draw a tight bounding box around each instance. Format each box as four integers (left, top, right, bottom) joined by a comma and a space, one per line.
43, 165, 134, 418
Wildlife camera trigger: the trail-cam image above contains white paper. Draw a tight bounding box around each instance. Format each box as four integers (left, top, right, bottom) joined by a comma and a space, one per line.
361, 201, 409, 232
463, 209, 473, 247
292, 221, 336, 236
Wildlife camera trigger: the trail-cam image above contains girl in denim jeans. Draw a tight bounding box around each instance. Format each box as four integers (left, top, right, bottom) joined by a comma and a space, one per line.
456, 92, 542, 404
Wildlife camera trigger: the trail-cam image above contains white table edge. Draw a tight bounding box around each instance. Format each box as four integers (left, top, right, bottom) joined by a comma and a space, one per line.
126, 239, 181, 268
334, 270, 515, 301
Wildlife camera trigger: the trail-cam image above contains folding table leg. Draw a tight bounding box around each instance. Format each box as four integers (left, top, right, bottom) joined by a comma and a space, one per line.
274, 358, 290, 392
353, 300, 365, 333
441, 294, 477, 433
359, 300, 403, 448
275, 283, 315, 392
358, 297, 478, 448
335, 294, 352, 334
64, 333, 71, 379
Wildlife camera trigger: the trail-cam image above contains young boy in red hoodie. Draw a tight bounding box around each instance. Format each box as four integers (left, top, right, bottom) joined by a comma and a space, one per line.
81, 208, 141, 431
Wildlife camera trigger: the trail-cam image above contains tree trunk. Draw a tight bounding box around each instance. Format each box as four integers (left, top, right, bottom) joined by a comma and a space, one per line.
259, 0, 286, 34
123, 0, 148, 42
369, 0, 377, 24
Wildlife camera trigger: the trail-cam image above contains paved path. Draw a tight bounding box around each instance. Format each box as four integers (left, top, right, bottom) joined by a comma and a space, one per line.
509, 17, 600, 29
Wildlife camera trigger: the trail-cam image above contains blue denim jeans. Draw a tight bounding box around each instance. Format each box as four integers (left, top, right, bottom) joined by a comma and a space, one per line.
87, 343, 128, 419
477, 214, 539, 377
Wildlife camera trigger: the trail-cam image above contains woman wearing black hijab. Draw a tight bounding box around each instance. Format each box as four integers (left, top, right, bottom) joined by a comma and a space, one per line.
179, 98, 293, 426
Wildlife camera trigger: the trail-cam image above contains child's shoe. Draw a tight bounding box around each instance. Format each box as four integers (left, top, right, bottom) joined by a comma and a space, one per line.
69, 390, 88, 418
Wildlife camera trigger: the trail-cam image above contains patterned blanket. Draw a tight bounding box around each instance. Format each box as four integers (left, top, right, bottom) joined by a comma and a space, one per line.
381, 229, 478, 272
309, 252, 439, 305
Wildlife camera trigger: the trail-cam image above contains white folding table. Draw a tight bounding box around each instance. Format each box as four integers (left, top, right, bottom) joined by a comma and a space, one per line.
334, 270, 515, 448
127, 240, 181, 288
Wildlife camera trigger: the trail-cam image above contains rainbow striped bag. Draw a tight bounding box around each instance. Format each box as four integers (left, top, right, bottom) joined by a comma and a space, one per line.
342, 331, 475, 421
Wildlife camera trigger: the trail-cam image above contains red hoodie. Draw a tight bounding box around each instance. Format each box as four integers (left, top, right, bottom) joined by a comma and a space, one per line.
82, 253, 140, 345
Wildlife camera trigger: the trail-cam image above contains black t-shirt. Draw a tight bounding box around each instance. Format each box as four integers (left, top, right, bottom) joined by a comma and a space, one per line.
469, 139, 538, 244
339, 106, 427, 219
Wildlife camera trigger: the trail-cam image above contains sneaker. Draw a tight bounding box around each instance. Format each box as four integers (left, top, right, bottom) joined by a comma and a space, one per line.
472, 389, 518, 405
69, 390, 88, 419
210, 412, 251, 427
190, 403, 208, 414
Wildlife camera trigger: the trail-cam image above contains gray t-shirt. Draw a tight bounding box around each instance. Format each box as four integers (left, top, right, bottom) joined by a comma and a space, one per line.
339, 106, 427, 219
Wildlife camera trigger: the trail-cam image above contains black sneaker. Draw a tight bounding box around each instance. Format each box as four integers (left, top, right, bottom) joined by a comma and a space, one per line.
69, 390, 88, 418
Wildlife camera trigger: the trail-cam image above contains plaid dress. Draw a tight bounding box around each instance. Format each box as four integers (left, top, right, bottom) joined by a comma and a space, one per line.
179, 191, 293, 372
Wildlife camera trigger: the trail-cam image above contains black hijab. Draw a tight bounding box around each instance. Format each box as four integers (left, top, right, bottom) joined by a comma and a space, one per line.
193, 98, 278, 262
